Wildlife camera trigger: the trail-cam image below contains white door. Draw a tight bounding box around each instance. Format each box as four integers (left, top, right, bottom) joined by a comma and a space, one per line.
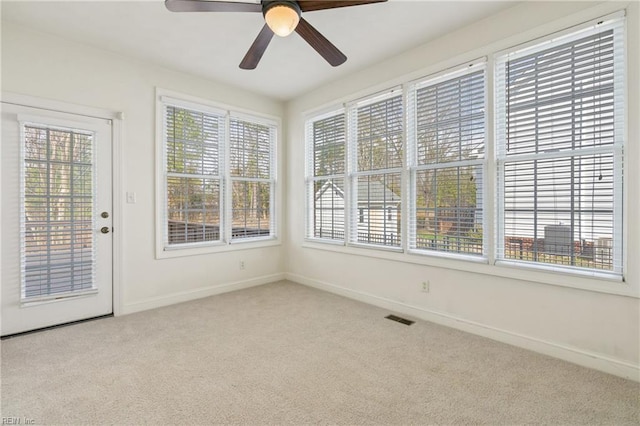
1, 102, 113, 336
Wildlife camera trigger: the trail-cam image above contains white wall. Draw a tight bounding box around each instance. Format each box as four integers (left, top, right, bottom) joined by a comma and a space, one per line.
1, 22, 286, 314
285, 1, 640, 379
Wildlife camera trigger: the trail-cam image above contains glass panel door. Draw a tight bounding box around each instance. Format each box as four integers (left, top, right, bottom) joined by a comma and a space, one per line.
1, 102, 113, 336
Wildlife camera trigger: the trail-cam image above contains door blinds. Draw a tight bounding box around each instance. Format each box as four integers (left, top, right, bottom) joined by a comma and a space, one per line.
22, 125, 96, 299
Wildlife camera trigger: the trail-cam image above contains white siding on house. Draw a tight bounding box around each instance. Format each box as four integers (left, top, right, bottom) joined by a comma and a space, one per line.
314, 180, 345, 240
312, 180, 400, 243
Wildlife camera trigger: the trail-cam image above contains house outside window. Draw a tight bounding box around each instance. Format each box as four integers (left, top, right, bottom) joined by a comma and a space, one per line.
349, 91, 403, 248
306, 96, 403, 249
306, 110, 346, 241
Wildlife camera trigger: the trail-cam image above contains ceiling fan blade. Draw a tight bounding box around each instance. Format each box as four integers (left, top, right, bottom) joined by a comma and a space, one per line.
165, 0, 262, 13
298, 0, 387, 13
240, 24, 275, 70
295, 17, 346, 67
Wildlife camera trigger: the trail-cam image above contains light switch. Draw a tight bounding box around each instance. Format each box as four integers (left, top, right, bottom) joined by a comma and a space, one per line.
126, 192, 137, 204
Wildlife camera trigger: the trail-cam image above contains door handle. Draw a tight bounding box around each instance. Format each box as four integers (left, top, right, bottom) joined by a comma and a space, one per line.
100, 227, 110, 234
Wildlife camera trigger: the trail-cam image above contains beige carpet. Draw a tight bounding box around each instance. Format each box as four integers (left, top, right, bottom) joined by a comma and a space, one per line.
1, 281, 638, 425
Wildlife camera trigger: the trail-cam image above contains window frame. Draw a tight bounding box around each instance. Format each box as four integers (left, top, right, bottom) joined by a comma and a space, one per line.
163, 100, 226, 249
227, 112, 278, 244
304, 90, 407, 252
347, 89, 404, 251
305, 107, 347, 244
494, 14, 625, 279
406, 62, 488, 261
155, 89, 281, 259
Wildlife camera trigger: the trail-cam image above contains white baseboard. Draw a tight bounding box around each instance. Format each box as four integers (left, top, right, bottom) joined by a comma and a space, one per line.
121, 273, 286, 315
286, 272, 640, 382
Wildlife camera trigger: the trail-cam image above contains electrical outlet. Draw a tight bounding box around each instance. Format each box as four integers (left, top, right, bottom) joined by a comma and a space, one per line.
239, 260, 245, 270
422, 281, 430, 293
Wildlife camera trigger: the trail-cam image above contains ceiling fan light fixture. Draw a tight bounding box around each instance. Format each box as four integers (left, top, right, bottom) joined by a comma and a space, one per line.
264, 1, 301, 37
166, 0, 388, 69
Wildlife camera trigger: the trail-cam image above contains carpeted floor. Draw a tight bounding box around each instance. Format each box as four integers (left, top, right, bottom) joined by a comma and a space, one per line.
1, 280, 639, 424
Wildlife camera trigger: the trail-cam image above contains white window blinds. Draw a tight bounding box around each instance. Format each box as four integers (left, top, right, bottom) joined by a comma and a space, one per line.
306, 110, 346, 241
229, 116, 276, 240
496, 17, 624, 274
348, 91, 403, 248
164, 104, 225, 246
162, 98, 278, 250
408, 64, 486, 257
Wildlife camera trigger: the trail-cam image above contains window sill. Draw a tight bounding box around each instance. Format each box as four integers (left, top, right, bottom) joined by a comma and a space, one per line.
156, 237, 280, 259
407, 247, 488, 264
304, 237, 403, 253
301, 239, 637, 298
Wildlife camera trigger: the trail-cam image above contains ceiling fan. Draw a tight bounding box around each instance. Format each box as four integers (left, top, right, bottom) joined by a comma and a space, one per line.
165, 0, 388, 69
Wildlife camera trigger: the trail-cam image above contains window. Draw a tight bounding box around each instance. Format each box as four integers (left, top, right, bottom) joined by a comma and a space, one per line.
304, 13, 625, 282
496, 18, 624, 275
229, 116, 276, 240
408, 64, 486, 257
306, 110, 346, 241
160, 95, 278, 252
306, 92, 404, 249
349, 91, 403, 248
164, 105, 224, 245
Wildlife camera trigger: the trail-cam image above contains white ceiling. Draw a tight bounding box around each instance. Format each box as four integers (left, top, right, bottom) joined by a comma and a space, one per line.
1, 0, 516, 100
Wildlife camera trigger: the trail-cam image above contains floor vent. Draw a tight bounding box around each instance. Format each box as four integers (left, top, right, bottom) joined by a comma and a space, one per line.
385, 314, 414, 326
